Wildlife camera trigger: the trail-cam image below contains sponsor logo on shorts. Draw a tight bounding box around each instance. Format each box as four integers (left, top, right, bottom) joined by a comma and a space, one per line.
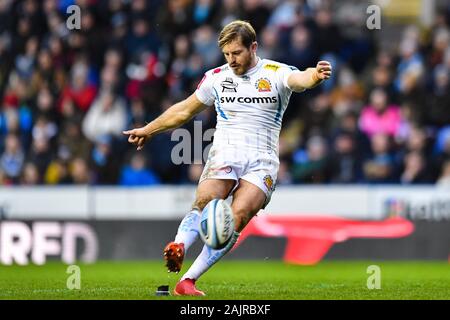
201, 165, 232, 180
263, 175, 275, 191
212, 166, 232, 174
255, 77, 272, 92
221, 166, 232, 173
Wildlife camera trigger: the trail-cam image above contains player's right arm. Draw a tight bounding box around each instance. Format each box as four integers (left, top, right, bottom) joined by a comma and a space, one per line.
287, 61, 332, 92
123, 93, 208, 150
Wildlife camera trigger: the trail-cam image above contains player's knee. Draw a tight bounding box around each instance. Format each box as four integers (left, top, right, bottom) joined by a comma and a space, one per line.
192, 196, 213, 211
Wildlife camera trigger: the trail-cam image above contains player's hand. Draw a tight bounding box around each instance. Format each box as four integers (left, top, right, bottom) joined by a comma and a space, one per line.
315, 61, 332, 80
122, 127, 150, 151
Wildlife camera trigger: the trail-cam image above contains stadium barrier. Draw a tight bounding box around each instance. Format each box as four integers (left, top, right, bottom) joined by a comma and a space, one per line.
1, 185, 450, 220
0, 186, 449, 265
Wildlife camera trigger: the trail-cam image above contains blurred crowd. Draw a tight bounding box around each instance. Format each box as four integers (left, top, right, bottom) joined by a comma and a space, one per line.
0, 0, 450, 187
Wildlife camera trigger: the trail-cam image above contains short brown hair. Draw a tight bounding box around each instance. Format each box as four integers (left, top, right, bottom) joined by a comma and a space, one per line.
218, 20, 256, 49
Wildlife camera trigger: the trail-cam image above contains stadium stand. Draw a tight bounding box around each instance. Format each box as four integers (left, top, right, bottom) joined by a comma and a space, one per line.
0, 0, 449, 187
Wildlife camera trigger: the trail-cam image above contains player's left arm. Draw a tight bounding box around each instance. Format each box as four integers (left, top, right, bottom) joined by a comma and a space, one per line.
287, 61, 332, 92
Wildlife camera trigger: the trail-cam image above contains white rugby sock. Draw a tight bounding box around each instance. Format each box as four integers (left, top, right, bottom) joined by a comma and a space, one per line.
181, 231, 240, 281
174, 209, 201, 251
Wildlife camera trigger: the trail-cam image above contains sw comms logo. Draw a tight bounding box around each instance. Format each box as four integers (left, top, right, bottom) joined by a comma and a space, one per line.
219, 96, 277, 104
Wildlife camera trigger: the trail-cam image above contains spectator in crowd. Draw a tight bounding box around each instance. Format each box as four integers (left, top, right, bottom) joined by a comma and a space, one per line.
434, 125, 450, 154
127, 97, 148, 129
102, 47, 126, 93
213, 0, 242, 29
14, 36, 38, 80
46, 36, 67, 70
33, 87, 58, 124
281, 24, 316, 71
120, 152, 160, 186
364, 61, 395, 101
0, 133, 24, 183
129, 0, 152, 21
400, 151, 433, 184
0, 168, 7, 185
311, 7, 343, 57
267, 0, 301, 30
166, 34, 192, 100
126, 16, 160, 61
0, 0, 12, 34
0, 1, 449, 186
20, 161, 40, 185
437, 160, 450, 186
0, 34, 12, 98
241, 0, 271, 34
300, 92, 335, 139
44, 156, 72, 185
59, 59, 97, 113
395, 103, 419, 144
82, 90, 127, 144
0, 94, 33, 149
107, 9, 128, 49
359, 87, 402, 138
257, 26, 280, 60
192, 0, 219, 27
395, 126, 431, 166
46, 12, 69, 45
27, 136, 53, 177
277, 159, 293, 185
328, 131, 362, 183
432, 126, 450, 179
32, 115, 58, 145
363, 133, 396, 183
70, 157, 91, 184
58, 120, 91, 161
332, 110, 371, 157
98, 64, 120, 96
89, 135, 121, 185
156, 0, 194, 42
428, 27, 449, 68
291, 135, 329, 183
78, 9, 106, 68
427, 64, 450, 127
192, 25, 221, 69
330, 66, 365, 117
394, 36, 424, 93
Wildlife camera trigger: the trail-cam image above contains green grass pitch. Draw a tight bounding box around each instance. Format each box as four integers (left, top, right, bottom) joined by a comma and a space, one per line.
0, 260, 448, 300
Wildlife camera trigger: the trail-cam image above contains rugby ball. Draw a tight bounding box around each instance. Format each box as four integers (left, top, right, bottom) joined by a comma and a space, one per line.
199, 199, 235, 250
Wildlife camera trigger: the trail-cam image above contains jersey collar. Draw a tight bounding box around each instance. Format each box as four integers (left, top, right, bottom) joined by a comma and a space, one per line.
240, 56, 263, 77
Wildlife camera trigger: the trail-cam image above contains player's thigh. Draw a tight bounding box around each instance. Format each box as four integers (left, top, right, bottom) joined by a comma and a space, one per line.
231, 179, 266, 232
193, 178, 236, 211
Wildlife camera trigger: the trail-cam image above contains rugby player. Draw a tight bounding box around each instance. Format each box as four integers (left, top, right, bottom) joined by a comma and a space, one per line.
123, 20, 332, 296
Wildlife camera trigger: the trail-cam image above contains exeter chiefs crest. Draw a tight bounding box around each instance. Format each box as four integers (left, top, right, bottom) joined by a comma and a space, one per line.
263, 175, 275, 191
255, 78, 272, 92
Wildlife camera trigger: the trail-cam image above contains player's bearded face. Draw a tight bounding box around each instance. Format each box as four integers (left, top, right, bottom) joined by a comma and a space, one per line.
222, 39, 256, 75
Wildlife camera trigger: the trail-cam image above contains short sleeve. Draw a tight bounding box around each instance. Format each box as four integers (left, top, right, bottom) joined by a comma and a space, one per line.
278, 65, 304, 93
195, 72, 215, 106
